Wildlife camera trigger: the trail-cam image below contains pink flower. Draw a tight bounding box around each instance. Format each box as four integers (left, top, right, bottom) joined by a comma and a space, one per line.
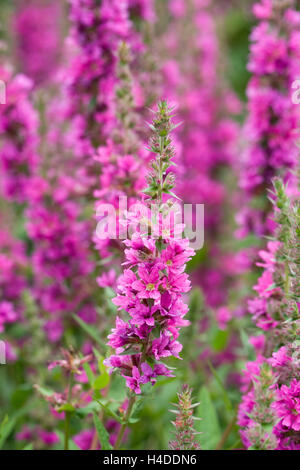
107, 316, 137, 349
105, 103, 194, 393
257, 241, 281, 271
129, 303, 155, 327
125, 366, 142, 394
248, 297, 278, 331
0, 301, 18, 332
96, 269, 116, 288
253, 270, 278, 299
273, 380, 300, 431
253, 0, 273, 20
270, 347, 292, 369
38, 430, 59, 446
44, 319, 64, 343
151, 333, 182, 360
216, 307, 232, 330
16, 426, 34, 442
132, 265, 161, 300
73, 429, 95, 450
249, 334, 265, 353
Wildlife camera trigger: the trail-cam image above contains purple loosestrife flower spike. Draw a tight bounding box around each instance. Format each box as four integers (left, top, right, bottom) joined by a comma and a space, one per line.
239, 178, 300, 450
169, 384, 201, 450
237, 0, 300, 239
104, 101, 195, 394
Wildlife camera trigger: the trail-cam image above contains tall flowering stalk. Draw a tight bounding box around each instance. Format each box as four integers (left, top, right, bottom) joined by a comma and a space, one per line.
26, 179, 97, 342
0, 221, 27, 362
67, 0, 155, 264
0, 63, 38, 361
239, 179, 300, 450
157, 0, 244, 393
237, 1, 300, 449
93, 41, 148, 263
237, 0, 300, 239
169, 384, 201, 450
105, 101, 195, 447
67, 0, 132, 154
160, 0, 241, 309
0, 65, 39, 202
13, 0, 63, 87
25, 1, 156, 448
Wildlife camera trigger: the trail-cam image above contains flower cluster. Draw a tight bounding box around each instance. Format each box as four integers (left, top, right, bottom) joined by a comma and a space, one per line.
169, 384, 201, 450
93, 41, 148, 261
67, 0, 131, 153
239, 179, 300, 450
13, 0, 62, 86
160, 0, 241, 309
3, 0, 300, 452
26, 178, 97, 342
0, 65, 39, 202
16, 426, 59, 449
237, 0, 300, 239
105, 102, 195, 393
0, 225, 27, 362
0, 225, 27, 316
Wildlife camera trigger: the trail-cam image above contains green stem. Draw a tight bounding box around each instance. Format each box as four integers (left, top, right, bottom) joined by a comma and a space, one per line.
64, 372, 73, 451
215, 409, 237, 450
64, 411, 71, 451
158, 135, 165, 205
114, 395, 136, 450
284, 261, 289, 296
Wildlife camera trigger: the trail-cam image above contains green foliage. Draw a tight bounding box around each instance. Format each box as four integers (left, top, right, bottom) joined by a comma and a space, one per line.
195, 387, 221, 450
223, 9, 253, 101
93, 413, 113, 450
0, 2, 261, 451
72, 314, 106, 349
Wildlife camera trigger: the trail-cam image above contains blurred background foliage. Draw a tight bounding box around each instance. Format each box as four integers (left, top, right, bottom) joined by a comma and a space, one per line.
0, 0, 257, 450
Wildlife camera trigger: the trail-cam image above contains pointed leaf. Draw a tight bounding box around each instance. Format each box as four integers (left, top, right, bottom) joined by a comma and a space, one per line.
195, 386, 221, 450
93, 413, 113, 450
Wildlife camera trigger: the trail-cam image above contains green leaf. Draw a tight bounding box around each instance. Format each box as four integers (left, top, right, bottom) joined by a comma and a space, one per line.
92, 348, 102, 363
23, 443, 34, 450
104, 287, 115, 299
93, 373, 110, 390
35, 385, 54, 397
195, 386, 221, 450
211, 328, 229, 352
56, 431, 79, 450
82, 361, 95, 387
240, 328, 255, 360
187, 246, 207, 271
95, 400, 122, 423
72, 315, 106, 349
90, 352, 110, 390
75, 402, 99, 417
189, 288, 204, 314
234, 234, 260, 252
166, 191, 181, 201
0, 403, 34, 449
58, 404, 76, 413
93, 413, 113, 450
11, 384, 32, 408
0, 415, 10, 449
0, 414, 19, 449
206, 361, 233, 412
153, 376, 175, 389
128, 395, 145, 424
